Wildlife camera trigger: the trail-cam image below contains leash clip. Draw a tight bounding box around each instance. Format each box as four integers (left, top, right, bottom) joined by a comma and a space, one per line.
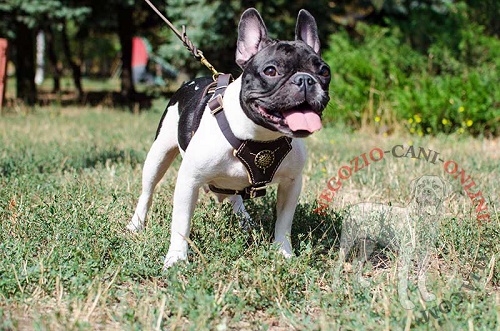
197, 50, 219, 76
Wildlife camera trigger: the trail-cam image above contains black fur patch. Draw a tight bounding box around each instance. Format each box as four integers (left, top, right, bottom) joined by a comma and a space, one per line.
155, 77, 214, 151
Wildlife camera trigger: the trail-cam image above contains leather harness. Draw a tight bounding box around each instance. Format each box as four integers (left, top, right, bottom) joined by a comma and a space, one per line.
206, 74, 293, 199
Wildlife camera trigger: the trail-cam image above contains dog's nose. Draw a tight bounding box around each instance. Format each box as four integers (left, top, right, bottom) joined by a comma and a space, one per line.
292, 73, 316, 91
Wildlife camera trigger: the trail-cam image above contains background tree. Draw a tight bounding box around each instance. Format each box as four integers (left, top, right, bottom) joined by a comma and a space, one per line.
0, 1, 43, 105
49, 1, 90, 98
0, 0, 90, 104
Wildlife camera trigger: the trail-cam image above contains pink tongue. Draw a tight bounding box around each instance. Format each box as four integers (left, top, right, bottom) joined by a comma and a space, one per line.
283, 109, 322, 133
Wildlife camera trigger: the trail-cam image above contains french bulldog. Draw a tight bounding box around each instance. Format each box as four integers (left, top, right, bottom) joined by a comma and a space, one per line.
127, 8, 331, 269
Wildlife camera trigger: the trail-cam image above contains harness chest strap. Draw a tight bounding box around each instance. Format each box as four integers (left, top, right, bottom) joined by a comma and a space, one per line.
207, 74, 293, 199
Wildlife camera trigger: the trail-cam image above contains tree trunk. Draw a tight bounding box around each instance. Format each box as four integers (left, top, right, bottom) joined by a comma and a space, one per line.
15, 21, 37, 105
61, 20, 83, 99
117, 4, 135, 104
45, 24, 61, 93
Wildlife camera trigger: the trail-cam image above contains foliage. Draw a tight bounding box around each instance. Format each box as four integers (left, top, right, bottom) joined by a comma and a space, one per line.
464, 0, 500, 36
0, 0, 90, 32
322, 2, 499, 136
156, 0, 333, 75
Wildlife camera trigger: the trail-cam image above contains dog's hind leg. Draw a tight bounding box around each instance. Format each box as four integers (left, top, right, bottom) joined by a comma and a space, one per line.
334, 245, 351, 289
210, 193, 254, 230
127, 109, 179, 232
356, 239, 376, 287
334, 215, 354, 287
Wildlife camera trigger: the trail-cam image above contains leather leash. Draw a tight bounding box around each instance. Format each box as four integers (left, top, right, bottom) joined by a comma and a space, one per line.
143, 0, 219, 76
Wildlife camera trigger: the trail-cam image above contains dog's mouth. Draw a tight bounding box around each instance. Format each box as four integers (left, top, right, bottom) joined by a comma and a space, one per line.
257, 102, 322, 137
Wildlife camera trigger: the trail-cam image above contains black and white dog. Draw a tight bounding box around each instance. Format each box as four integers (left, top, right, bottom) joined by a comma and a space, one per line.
127, 8, 331, 268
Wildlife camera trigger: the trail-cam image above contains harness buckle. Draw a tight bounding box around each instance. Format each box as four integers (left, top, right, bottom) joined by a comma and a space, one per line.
244, 185, 267, 199
209, 94, 224, 115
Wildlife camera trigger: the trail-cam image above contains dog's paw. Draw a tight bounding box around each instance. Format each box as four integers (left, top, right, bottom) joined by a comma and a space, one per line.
273, 240, 295, 259
358, 275, 372, 288
421, 292, 436, 302
239, 214, 257, 232
400, 299, 415, 310
126, 220, 144, 232
163, 251, 188, 270
278, 247, 294, 259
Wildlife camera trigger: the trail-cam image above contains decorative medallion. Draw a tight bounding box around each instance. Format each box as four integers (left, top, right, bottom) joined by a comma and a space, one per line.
236, 137, 292, 185
254, 150, 275, 170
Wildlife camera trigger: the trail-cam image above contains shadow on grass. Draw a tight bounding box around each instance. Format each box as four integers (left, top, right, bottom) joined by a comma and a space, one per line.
243, 190, 343, 256
0, 147, 145, 177
3, 89, 176, 110
63, 148, 145, 172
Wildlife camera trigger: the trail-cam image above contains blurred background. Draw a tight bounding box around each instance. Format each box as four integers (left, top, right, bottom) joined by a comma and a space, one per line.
0, 0, 498, 136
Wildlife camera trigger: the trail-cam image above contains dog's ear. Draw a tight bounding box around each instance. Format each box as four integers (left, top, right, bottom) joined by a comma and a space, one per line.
439, 177, 451, 198
295, 9, 321, 54
236, 8, 270, 68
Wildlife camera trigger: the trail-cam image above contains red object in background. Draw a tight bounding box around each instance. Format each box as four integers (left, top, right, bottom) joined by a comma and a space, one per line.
132, 37, 148, 67
0, 38, 8, 113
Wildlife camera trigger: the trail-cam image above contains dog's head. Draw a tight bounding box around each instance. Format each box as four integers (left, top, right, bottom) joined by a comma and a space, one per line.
410, 175, 450, 215
235, 8, 331, 138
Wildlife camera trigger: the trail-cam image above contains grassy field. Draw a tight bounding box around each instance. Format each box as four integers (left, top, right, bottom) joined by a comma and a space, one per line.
0, 105, 498, 330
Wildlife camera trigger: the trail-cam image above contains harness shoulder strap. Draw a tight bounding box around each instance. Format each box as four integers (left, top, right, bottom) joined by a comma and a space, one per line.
208, 74, 241, 150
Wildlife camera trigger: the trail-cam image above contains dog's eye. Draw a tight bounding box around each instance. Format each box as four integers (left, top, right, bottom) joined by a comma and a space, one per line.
319, 66, 330, 77
263, 66, 277, 77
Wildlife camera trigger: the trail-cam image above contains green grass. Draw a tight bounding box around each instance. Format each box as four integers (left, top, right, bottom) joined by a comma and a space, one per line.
0, 107, 498, 330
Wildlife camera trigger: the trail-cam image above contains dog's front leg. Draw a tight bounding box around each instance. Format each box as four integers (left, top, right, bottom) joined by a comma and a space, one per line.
398, 241, 416, 310
163, 166, 202, 269
417, 250, 436, 302
275, 175, 302, 257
